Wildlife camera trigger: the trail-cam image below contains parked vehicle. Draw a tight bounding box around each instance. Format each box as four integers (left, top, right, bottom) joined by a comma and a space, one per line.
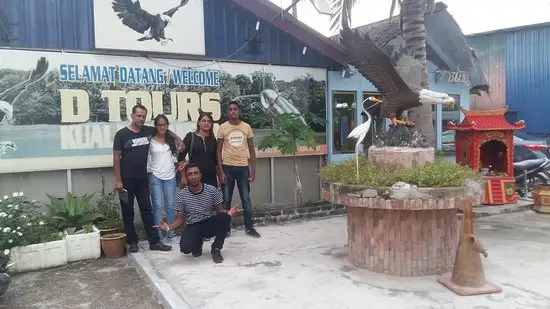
0, 262, 14, 296
441, 130, 550, 195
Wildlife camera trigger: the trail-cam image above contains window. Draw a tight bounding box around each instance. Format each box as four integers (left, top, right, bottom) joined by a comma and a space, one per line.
332, 91, 356, 154
361, 92, 384, 149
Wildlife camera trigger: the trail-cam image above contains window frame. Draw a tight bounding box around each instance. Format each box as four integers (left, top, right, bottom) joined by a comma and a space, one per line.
331, 91, 357, 155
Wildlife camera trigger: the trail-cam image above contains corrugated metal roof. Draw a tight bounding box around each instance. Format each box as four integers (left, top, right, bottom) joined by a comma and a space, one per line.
208, 0, 343, 68
468, 22, 550, 38
0, 0, 95, 50
505, 26, 550, 135
0, 0, 343, 68
468, 34, 507, 110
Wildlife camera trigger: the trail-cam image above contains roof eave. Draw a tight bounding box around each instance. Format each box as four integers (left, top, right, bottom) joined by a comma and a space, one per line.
231, 0, 349, 67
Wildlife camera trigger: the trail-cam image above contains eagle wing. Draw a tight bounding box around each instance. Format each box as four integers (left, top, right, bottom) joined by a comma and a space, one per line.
112, 0, 154, 34
339, 26, 417, 99
163, 0, 189, 17
0, 57, 49, 104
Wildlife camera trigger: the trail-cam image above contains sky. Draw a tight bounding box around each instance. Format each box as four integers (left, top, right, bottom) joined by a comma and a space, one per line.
271, 0, 550, 36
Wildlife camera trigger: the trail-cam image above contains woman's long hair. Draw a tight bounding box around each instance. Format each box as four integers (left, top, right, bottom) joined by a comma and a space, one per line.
154, 114, 177, 156
196, 112, 215, 140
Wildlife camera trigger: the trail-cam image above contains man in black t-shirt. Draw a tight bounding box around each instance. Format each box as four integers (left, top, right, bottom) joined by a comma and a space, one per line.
113, 104, 173, 252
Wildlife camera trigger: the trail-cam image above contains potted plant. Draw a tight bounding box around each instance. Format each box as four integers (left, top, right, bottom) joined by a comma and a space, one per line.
46, 193, 103, 262
93, 174, 127, 258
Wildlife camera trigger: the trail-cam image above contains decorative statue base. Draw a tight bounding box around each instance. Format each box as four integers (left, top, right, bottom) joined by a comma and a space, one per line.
437, 202, 502, 296
373, 125, 429, 148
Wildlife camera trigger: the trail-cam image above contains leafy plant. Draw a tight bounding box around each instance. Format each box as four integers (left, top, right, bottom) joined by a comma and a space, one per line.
20, 219, 63, 246
46, 192, 103, 232
93, 173, 122, 230
253, 112, 326, 205
320, 157, 480, 188
0, 192, 29, 267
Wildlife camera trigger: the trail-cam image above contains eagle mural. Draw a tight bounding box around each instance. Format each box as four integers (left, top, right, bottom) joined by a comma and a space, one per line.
0, 57, 49, 125
112, 0, 189, 45
339, 24, 456, 127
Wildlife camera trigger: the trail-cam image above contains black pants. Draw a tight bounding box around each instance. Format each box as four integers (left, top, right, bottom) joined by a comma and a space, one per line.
180, 213, 231, 254
120, 177, 160, 245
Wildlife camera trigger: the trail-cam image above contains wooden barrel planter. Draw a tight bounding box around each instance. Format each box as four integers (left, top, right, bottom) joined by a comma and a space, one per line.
322, 146, 484, 277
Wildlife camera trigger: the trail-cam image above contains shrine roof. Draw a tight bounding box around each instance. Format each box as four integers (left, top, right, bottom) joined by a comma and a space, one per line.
447, 107, 526, 131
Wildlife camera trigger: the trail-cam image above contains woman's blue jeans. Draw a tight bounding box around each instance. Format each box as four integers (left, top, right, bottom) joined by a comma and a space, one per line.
148, 174, 177, 234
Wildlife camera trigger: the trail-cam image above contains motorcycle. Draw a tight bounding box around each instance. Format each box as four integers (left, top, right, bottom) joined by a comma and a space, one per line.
0, 262, 14, 296
514, 157, 550, 197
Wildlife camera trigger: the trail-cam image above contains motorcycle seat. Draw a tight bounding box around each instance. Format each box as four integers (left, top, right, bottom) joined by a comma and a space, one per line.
513, 158, 548, 170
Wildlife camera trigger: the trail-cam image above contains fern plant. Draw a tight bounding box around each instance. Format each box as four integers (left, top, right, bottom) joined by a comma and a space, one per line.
46, 192, 103, 233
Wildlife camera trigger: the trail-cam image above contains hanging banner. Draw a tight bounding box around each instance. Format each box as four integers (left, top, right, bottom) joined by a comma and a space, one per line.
0, 49, 327, 173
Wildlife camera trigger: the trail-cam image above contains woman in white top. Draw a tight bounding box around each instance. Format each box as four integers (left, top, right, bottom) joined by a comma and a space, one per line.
147, 114, 178, 239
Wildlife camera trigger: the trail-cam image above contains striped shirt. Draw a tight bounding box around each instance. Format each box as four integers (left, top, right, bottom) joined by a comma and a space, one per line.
174, 184, 223, 224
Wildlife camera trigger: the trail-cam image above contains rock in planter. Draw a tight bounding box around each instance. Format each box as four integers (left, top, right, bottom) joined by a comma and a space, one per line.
101, 233, 127, 258
9, 239, 68, 273
64, 225, 101, 262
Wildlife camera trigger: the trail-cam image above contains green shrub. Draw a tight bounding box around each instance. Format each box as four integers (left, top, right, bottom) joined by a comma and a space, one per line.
319, 157, 479, 188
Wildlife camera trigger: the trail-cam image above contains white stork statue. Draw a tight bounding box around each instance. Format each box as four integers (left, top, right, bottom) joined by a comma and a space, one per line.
346, 96, 381, 179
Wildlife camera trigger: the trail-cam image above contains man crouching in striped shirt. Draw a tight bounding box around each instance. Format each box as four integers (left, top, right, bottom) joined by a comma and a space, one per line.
155, 162, 240, 263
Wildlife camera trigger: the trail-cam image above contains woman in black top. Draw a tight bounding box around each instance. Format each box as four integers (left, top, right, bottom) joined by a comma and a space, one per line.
178, 112, 220, 188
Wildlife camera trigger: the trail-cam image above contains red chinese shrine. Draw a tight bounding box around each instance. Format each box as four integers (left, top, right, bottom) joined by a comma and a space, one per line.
447, 107, 525, 205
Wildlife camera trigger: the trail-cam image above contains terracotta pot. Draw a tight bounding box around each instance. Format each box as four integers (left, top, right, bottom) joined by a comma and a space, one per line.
98, 227, 119, 236
100, 233, 127, 258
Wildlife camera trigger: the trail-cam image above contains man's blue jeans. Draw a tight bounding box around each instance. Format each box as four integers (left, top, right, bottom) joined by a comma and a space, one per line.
222, 165, 254, 230
148, 174, 177, 234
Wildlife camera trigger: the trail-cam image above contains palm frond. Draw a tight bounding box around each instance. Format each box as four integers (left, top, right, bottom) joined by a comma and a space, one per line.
329, 0, 359, 31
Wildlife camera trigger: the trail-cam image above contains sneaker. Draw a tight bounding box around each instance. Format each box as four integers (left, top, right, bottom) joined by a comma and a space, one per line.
211, 248, 223, 263
129, 243, 139, 253
150, 242, 172, 251
245, 228, 261, 238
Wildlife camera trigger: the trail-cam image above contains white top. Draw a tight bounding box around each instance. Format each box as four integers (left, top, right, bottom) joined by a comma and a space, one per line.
147, 138, 177, 180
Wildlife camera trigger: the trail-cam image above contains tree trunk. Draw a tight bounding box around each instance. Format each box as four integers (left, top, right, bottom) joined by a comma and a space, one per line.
400, 0, 436, 145
292, 153, 300, 206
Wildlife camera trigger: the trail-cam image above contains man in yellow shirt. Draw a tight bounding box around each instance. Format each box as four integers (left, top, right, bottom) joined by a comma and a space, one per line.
216, 101, 261, 238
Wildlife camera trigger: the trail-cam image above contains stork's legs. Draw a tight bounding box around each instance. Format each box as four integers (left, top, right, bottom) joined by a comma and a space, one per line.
355, 143, 360, 180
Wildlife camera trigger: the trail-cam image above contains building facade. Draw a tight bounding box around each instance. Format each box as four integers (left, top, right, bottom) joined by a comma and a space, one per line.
327, 2, 485, 162
0, 0, 348, 207
468, 22, 550, 137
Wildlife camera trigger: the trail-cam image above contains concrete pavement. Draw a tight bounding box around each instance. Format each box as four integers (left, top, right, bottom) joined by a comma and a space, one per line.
133, 211, 550, 309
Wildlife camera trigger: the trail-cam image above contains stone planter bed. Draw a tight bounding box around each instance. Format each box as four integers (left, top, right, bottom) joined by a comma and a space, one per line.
323, 182, 483, 276
320, 146, 483, 277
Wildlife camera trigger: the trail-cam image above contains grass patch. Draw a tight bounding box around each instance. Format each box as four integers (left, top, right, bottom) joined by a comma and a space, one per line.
319, 157, 480, 188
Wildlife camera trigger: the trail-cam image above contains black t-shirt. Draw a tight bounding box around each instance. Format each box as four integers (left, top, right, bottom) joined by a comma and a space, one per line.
113, 126, 156, 179
178, 132, 218, 177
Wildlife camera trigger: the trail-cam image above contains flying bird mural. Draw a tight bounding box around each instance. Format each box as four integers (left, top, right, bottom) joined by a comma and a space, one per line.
0, 57, 49, 125
339, 24, 455, 127
112, 0, 189, 45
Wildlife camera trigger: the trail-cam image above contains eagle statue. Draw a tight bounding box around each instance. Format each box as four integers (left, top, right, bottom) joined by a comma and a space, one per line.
112, 0, 189, 45
339, 24, 456, 127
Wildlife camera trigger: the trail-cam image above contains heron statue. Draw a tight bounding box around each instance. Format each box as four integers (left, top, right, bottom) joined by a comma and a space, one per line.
347, 96, 381, 179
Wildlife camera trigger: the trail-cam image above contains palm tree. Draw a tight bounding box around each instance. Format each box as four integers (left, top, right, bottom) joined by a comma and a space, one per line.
329, 0, 437, 144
